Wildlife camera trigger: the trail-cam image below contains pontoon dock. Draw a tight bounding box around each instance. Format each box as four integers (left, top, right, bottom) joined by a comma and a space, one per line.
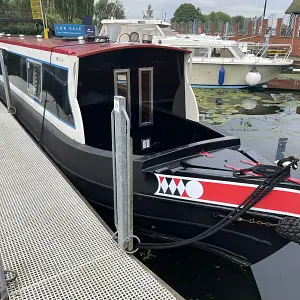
0, 101, 182, 300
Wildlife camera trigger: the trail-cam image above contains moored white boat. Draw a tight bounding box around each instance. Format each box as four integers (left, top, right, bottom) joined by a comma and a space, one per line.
101, 19, 293, 89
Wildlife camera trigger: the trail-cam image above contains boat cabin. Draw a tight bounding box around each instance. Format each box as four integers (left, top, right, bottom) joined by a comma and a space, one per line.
100, 20, 246, 61
100, 19, 175, 42
0, 36, 227, 156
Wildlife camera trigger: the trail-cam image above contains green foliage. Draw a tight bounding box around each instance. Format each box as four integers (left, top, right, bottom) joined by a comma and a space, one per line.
171, 3, 202, 23
171, 4, 250, 24
94, 0, 125, 24
208, 11, 217, 22
215, 12, 231, 22
206, 11, 231, 22
143, 4, 153, 19
52, 0, 94, 23
139, 249, 156, 262
0, 0, 30, 9
0, 0, 10, 8
232, 15, 246, 24
0, 22, 38, 35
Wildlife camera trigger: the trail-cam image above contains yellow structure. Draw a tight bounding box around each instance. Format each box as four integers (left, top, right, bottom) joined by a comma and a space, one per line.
30, 0, 43, 20
30, 0, 48, 39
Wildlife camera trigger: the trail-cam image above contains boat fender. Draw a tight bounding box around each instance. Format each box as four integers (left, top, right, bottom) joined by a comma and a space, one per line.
218, 66, 225, 85
245, 67, 261, 86
276, 217, 300, 245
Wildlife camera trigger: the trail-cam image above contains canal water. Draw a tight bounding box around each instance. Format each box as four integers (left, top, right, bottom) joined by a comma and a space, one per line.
137, 88, 300, 300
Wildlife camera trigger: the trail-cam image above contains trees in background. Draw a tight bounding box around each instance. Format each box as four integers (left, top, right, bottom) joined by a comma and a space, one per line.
232, 15, 249, 24
0, 0, 94, 23
171, 3, 202, 23
143, 4, 153, 19
171, 3, 252, 25
52, 0, 94, 23
94, 0, 125, 24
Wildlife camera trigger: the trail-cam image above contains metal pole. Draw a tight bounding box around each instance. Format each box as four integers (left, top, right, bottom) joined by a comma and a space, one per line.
224, 22, 229, 40
263, 0, 268, 19
0, 256, 8, 300
0, 49, 15, 114
111, 96, 132, 251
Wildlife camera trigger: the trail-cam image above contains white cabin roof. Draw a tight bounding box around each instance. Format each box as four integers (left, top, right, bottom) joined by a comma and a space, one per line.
101, 19, 170, 26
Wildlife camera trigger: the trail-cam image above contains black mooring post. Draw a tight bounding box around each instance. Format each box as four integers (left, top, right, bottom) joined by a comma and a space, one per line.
263, 0, 268, 18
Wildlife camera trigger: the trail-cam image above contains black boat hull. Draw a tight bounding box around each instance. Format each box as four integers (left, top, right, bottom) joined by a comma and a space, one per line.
64, 168, 289, 265
0, 86, 293, 266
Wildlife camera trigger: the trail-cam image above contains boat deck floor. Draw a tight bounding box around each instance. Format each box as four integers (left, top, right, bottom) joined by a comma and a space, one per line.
0, 101, 180, 299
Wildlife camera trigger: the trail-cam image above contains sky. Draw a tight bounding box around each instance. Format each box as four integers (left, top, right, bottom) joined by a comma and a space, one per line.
122, 0, 292, 20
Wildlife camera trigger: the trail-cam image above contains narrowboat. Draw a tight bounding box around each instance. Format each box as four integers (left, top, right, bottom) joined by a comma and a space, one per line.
0, 35, 299, 268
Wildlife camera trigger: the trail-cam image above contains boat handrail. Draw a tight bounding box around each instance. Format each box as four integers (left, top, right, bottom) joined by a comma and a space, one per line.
237, 43, 292, 62
201, 47, 211, 61
178, 42, 292, 64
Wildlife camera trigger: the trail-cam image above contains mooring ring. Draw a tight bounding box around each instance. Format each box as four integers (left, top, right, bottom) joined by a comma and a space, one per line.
112, 231, 118, 241
123, 235, 141, 254
8, 106, 16, 115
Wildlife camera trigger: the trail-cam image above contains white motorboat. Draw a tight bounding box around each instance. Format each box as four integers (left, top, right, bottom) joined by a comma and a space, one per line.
100, 19, 293, 89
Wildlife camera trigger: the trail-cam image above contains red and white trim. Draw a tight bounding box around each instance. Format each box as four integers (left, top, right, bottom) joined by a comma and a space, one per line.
155, 174, 300, 218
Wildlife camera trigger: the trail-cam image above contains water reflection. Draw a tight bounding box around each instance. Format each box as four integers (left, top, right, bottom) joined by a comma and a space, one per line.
242, 98, 257, 110
195, 88, 300, 178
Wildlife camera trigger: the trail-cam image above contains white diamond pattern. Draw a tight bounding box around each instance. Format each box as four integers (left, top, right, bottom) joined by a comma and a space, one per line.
177, 180, 185, 196
168, 179, 177, 195
161, 178, 168, 193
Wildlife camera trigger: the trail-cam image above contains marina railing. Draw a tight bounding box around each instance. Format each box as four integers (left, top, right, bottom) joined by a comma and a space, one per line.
111, 96, 134, 253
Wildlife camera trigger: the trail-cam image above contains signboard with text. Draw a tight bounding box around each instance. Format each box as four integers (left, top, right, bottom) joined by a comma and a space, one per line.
54, 24, 96, 37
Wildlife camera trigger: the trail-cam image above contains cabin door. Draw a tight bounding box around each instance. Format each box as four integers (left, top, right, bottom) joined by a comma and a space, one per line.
114, 68, 154, 152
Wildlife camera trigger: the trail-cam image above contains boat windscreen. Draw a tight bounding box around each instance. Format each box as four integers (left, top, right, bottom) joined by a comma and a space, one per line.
158, 25, 175, 37
231, 45, 246, 58
126, 24, 163, 38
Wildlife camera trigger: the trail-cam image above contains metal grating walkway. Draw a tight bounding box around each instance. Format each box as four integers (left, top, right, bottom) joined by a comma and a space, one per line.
0, 102, 181, 300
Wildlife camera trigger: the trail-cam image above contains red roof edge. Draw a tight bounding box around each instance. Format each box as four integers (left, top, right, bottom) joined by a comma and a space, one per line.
0, 36, 192, 58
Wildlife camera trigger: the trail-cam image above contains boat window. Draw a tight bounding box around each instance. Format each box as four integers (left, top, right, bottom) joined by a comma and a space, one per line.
5, 52, 27, 95
194, 48, 209, 57
3, 52, 74, 126
43, 65, 74, 126
139, 68, 153, 126
158, 25, 175, 37
27, 59, 42, 101
231, 45, 246, 58
114, 69, 131, 117
108, 25, 122, 42
211, 48, 234, 58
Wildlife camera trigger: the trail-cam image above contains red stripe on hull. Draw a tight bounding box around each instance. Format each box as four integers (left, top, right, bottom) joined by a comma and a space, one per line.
200, 181, 300, 216
155, 174, 300, 217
